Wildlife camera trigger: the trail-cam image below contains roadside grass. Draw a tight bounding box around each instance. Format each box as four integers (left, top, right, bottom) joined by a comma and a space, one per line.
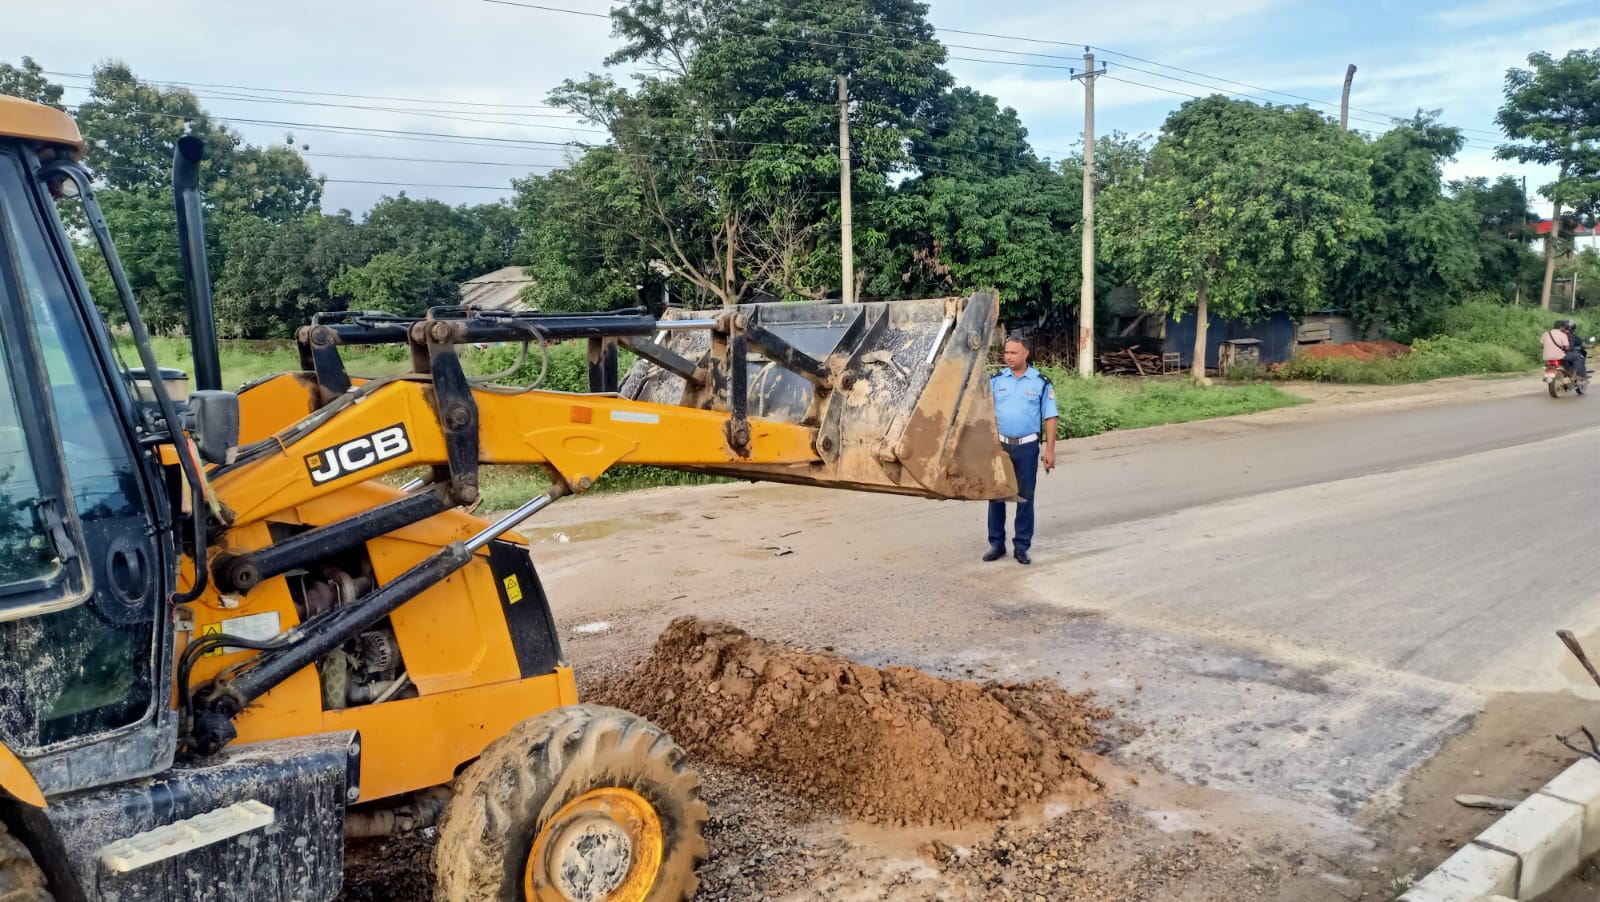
1274, 337, 1529, 384
1037, 364, 1308, 440
1274, 301, 1594, 385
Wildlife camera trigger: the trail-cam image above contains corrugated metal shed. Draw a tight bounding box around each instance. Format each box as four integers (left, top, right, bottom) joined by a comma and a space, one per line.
1164, 311, 1296, 368
459, 266, 535, 312
1297, 313, 1358, 344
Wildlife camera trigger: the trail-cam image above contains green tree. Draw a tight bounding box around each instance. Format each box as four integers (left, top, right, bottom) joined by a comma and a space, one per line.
512, 150, 656, 311
360, 195, 516, 283
0, 57, 64, 109
872, 87, 1082, 327
1567, 245, 1599, 309
1101, 96, 1376, 380
328, 252, 459, 317
542, 0, 951, 306
80, 188, 186, 333
1331, 114, 1480, 334
215, 212, 376, 337
1496, 48, 1600, 310
65, 62, 323, 329
1451, 175, 1538, 300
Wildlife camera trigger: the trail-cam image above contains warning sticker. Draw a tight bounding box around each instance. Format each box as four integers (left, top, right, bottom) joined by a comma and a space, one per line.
197, 612, 282, 656
201, 622, 224, 657
503, 574, 524, 604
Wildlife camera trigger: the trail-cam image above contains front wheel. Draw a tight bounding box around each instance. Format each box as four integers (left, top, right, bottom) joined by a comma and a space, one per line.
433, 705, 708, 902
0, 821, 52, 902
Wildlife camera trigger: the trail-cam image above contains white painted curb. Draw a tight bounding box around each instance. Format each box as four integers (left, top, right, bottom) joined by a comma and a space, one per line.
1401, 758, 1600, 901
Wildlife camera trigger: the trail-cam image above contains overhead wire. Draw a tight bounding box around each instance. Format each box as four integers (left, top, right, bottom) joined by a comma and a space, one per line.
482, 0, 1508, 140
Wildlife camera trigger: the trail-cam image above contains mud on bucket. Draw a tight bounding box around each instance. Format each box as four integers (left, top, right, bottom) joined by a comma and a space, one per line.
619, 292, 1019, 501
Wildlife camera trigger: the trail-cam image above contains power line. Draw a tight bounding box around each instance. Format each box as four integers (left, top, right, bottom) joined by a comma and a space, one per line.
57, 83, 605, 139
1086, 47, 1503, 138
1099, 75, 1499, 152
1102, 61, 1496, 144
479, 0, 1507, 140
482, 0, 1084, 73
305, 151, 567, 169
42, 69, 574, 112
322, 178, 511, 190
67, 102, 1057, 176
55, 80, 588, 123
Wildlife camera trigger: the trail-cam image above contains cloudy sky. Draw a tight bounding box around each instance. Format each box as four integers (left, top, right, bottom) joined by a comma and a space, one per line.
12, 0, 1599, 217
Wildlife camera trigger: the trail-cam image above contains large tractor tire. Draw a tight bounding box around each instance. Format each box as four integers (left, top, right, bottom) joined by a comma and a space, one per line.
0, 821, 51, 902
433, 705, 708, 902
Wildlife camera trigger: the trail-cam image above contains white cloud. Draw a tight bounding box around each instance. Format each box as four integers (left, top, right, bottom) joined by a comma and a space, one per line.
1426, 0, 1587, 29
939, 0, 1295, 53
11, 0, 620, 211
9, 0, 1594, 213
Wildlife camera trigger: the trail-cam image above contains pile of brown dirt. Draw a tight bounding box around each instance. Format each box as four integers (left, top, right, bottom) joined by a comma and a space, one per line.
587, 617, 1112, 827
1301, 340, 1411, 361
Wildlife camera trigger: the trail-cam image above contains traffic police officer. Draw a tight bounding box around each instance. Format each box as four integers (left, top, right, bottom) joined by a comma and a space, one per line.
984, 334, 1058, 565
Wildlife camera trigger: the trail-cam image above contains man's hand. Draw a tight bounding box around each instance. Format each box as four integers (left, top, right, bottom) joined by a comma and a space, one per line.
1042, 447, 1056, 472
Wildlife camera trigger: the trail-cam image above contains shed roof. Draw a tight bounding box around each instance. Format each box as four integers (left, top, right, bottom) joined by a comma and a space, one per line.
459, 266, 534, 312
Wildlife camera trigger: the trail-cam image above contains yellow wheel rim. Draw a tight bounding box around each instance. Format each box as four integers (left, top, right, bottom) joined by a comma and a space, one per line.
525, 787, 664, 902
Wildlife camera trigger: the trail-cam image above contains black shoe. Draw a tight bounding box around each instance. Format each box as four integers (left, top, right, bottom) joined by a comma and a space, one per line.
1014, 549, 1031, 565
982, 546, 1006, 562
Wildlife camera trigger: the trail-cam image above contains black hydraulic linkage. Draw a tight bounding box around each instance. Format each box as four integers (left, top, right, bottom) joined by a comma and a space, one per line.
415, 320, 482, 506
303, 308, 659, 350
725, 331, 751, 457
211, 489, 451, 594
587, 337, 619, 393
618, 335, 700, 383
737, 308, 832, 388
189, 486, 571, 756
191, 540, 474, 755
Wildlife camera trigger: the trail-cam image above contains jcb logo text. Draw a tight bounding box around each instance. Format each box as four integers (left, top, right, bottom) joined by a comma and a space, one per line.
305, 425, 411, 485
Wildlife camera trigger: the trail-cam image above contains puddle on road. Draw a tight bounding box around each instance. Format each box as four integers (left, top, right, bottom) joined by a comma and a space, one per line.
522, 511, 682, 544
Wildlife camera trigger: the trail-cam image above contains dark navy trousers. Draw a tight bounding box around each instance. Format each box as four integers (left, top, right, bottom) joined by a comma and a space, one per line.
987, 440, 1039, 552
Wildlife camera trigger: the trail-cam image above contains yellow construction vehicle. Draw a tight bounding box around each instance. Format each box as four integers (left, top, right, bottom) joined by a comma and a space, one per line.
0, 95, 1016, 902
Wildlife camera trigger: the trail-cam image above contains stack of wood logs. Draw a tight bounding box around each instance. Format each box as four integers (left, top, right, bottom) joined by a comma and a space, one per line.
1097, 347, 1164, 376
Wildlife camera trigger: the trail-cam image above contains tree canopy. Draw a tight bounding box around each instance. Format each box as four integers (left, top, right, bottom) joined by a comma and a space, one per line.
1101, 96, 1377, 377
3, 30, 1591, 357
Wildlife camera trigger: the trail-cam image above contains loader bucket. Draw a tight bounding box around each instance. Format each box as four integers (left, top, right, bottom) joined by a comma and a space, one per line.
619, 292, 1019, 501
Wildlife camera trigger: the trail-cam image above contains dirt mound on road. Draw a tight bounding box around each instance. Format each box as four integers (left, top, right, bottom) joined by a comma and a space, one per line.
587, 616, 1111, 827
1301, 340, 1410, 361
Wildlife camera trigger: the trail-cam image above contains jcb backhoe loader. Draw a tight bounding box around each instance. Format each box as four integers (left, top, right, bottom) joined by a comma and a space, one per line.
0, 96, 1017, 902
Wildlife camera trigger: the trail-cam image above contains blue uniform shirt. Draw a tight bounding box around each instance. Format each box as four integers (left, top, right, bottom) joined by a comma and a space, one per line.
991, 367, 1059, 439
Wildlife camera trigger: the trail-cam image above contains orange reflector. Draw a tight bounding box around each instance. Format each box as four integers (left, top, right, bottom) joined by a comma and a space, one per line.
570, 406, 592, 424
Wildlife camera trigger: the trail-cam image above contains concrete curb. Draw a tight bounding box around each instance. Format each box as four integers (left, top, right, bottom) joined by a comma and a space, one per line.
1401, 758, 1600, 901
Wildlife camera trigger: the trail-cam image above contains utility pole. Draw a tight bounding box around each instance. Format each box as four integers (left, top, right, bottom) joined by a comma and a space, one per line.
1339, 64, 1357, 131
838, 74, 854, 304
1071, 51, 1104, 376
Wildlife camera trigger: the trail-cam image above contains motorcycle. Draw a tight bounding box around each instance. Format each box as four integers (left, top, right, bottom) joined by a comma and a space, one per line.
1545, 336, 1595, 398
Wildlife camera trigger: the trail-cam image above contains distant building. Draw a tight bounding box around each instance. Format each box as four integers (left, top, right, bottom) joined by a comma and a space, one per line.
458, 266, 535, 313
1163, 309, 1367, 368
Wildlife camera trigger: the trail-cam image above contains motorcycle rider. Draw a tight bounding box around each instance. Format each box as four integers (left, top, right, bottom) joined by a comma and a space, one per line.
1542, 319, 1589, 383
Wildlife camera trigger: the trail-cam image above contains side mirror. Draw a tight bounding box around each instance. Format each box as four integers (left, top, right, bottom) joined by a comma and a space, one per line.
187, 390, 240, 466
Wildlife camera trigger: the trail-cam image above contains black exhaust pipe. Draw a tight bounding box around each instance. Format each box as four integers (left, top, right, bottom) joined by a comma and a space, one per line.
172, 136, 222, 393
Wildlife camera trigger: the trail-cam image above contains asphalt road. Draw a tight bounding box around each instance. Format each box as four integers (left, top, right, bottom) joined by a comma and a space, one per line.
1026, 384, 1600, 691
535, 377, 1600, 849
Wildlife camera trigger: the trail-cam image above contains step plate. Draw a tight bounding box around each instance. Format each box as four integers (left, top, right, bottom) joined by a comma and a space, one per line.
99, 800, 276, 873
